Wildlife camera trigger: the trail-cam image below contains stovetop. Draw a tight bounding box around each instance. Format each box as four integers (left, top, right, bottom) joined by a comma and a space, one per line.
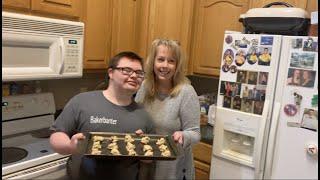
2, 131, 67, 175
2, 138, 55, 167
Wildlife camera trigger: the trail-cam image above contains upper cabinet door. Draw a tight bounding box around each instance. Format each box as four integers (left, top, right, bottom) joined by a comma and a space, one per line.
82, 0, 112, 70
249, 0, 308, 9
31, 0, 82, 18
3, 0, 31, 11
190, 0, 249, 76
111, 0, 140, 58
147, 0, 194, 71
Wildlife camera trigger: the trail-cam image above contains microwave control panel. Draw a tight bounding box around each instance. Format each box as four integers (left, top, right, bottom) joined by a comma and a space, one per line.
63, 38, 81, 73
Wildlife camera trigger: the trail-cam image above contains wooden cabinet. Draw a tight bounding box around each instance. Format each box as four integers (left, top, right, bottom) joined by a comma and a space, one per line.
82, 0, 112, 70
190, 0, 249, 76
193, 142, 212, 180
145, 0, 194, 71
3, 0, 31, 11
111, 0, 144, 58
3, 0, 82, 19
83, 0, 145, 70
31, 0, 82, 18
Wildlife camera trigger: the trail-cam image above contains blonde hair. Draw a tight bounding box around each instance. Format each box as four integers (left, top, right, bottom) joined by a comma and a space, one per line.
142, 38, 190, 103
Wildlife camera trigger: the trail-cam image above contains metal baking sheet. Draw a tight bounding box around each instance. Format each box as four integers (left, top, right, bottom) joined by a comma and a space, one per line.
77, 132, 179, 160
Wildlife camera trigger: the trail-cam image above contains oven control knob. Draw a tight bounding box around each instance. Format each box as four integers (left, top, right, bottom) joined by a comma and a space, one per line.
306, 143, 318, 156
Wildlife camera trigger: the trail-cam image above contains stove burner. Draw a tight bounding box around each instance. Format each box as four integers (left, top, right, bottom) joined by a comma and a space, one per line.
2, 147, 28, 164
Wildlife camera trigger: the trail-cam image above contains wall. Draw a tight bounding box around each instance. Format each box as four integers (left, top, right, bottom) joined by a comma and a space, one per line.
3, 73, 219, 111
188, 75, 219, 95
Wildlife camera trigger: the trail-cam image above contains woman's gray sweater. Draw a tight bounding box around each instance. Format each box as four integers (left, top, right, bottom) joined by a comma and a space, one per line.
135, 83, 201, 180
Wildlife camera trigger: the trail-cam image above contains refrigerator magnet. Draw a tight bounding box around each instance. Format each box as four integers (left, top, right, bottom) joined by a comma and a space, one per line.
284, 104, 298, 116
246, 47, 259, 65
251, 39, 259, 46
311, 95, 318, 107
225, 35, 233, 44
293, 92, 303, 106
230, 65, 237, 73
223, 49, 234, 66
231, 43, 239, 50
303, 37, 318, 52
222, 64, 230, 72
291, 38, 303, 49
235, 50, 246, 66
258, 47, 272, 66
260, 36, 274, 45
241, 37, 250, 45
235, 40, 247, 48
300, 108, 318, 131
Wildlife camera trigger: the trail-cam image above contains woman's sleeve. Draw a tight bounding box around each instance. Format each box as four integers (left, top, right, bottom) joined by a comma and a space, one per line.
179, 85, 201, 149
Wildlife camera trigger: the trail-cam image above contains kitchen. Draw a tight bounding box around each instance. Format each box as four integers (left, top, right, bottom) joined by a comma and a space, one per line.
2, 0, 318, 179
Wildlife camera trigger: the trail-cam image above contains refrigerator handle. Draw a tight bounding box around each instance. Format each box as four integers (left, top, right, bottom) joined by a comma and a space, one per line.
254, 99, 270, 179
263, 102, 281, 179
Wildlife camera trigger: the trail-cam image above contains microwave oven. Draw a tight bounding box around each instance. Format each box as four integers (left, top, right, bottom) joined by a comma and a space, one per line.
2, 12, 84, 81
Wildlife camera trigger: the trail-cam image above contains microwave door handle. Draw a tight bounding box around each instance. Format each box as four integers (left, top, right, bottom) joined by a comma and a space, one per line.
59, 38, 65, 74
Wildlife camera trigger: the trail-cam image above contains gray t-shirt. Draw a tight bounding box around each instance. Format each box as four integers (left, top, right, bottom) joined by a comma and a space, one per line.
50, 90, 154, 180
135, 83, 201, 180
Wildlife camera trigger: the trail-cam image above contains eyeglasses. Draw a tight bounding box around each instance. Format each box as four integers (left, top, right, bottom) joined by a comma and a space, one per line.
113, 67, 145, 78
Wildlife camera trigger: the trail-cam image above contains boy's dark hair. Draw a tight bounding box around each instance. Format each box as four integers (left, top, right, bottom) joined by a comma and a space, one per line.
108, 51, 143, 69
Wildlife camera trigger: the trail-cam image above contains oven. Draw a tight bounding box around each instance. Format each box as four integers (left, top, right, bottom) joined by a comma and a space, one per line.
2, 93, 69, 179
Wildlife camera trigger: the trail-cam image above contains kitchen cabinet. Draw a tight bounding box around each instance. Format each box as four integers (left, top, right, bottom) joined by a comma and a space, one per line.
193, 142, 212, 180
3, 0, 31, 11
111, 0, 146, 58
83, 0, 194, 71
3, 0, 82, 19
145, 0, 194, 72
190, 0, 249, 76
82, 0, 112, 70
31, 0, 82, 19
83, 0, 144, 70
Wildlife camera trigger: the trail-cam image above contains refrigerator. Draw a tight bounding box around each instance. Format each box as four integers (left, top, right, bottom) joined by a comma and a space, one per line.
210, 33, 318, 179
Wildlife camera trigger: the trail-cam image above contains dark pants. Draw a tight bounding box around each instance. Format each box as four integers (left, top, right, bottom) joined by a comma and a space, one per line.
67, 156, 139, 180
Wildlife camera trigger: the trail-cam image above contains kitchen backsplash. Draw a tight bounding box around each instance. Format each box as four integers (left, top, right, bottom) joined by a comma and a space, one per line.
2, 74, 219, 110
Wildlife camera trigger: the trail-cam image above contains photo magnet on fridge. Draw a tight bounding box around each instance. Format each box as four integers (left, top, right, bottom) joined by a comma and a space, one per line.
225, 35, 233, 44
287, 68, 316, 88
223, 49, 234, 66
301, 109, 318, 131
290, 52, 315, 69
235, 40, 248, 48
260, 36, 274, 45
303, 38, 318, 52
246, 46, 259, 65
235, 49, 246, 66
230, 65, 237, 73
291, 38, 303, 49
258, 47, 272, 66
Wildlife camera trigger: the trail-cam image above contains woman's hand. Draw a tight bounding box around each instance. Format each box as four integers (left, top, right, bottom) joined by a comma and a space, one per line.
70, 133, 85, 154
172, 131, 184, 144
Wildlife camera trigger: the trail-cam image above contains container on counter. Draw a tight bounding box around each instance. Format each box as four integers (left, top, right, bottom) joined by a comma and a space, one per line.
3, 84, 10, 96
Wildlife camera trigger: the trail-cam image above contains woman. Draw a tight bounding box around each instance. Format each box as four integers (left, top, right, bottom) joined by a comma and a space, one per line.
135, 39, 201, 180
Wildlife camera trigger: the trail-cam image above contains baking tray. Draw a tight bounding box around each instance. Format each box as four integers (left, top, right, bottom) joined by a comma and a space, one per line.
77, 132, 179, 160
